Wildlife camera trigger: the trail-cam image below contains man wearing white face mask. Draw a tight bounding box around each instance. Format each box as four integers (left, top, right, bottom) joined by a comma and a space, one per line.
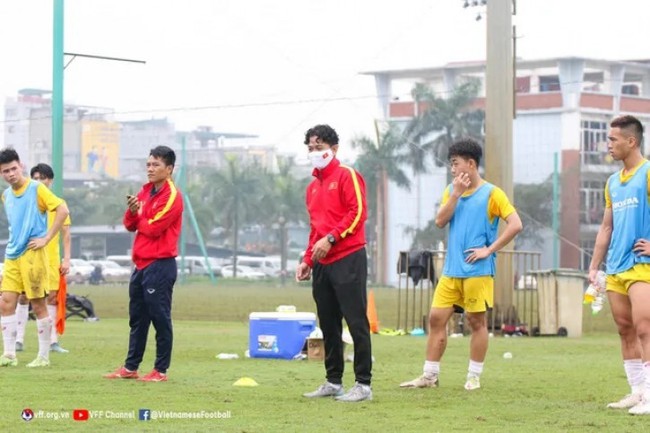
296, 124, 372, 403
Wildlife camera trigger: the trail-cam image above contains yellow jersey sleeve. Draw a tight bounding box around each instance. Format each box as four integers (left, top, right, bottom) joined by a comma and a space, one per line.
440, 185, 450, 206
36, 183, 64, 213
605, 180, 611, 209
488, 186, 516, 222
47, 200, 71, 228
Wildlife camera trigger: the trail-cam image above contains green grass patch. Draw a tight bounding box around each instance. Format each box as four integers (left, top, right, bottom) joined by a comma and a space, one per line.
0, 280, 640, 432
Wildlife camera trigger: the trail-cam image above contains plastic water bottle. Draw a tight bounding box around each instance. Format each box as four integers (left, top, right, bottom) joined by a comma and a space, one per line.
584, 270, 607, 315
584, 271, 606, 304
591, 294, 606, 315
583, 284, 599, 304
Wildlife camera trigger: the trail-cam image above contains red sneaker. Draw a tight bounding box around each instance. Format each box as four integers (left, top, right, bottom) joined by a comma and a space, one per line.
103, 366, 139, 379
138, 369, 168, 382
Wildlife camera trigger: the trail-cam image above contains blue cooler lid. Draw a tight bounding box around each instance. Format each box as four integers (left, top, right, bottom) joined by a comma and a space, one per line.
249, 312, 316, 320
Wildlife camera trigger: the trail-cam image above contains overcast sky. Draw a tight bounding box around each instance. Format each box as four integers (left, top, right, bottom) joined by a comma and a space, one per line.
1, 0, 649, 160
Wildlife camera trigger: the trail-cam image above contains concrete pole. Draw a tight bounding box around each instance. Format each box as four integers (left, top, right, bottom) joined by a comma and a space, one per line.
485, 0, 514, 319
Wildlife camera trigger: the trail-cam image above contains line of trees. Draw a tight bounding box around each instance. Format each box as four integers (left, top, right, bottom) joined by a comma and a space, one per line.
0, 81, 550, 282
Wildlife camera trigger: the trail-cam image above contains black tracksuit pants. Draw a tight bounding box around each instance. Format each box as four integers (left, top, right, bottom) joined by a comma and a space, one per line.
312, 248, 372, 386
124, 258, 177, 374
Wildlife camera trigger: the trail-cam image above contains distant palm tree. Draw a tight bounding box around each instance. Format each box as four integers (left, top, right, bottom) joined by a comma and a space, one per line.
78, 180, 141, 227
61, 188, 97, 226
179, 182, 216, 245
256, 157, 310, 279
352, 121, 411, 284
202, 156, 265, 277
408, 80, 484, 170
259, 156, 309, 226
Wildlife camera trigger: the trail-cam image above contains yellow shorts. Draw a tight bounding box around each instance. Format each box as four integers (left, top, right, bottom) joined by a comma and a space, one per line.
47, 256, 61, 293
1, 248, 49, 300
432, 275, 493, 313
606, 263, 650, 296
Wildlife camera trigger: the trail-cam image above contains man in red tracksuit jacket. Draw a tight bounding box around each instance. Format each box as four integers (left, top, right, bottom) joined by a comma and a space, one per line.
104, 145, 183, 382
296, 124, 372, 402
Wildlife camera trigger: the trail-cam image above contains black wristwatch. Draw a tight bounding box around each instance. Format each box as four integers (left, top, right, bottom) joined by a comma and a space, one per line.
327, 233, 336, 245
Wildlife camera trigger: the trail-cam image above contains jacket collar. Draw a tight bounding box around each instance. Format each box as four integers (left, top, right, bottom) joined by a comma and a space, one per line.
142, 178, 171, 194
312, 157, 340, 180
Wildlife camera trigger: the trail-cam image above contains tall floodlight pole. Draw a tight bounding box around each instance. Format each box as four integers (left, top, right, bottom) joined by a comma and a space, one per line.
485, 0, 514, 315
52, 0, 64, 197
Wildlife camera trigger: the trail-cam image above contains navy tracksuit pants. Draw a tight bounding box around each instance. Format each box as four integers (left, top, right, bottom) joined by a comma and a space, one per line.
124, 258, 177, 374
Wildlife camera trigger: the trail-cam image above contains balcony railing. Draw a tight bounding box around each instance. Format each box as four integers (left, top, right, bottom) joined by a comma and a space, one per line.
580, 150, 617, 167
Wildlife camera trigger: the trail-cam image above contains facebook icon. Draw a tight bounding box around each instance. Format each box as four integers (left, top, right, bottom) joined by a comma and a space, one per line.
138, 409, 151, 421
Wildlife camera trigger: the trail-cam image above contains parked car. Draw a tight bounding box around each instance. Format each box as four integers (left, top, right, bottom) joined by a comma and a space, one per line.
236, 256, 281, 277
176, 256, 223, 277
89, 260, 132, 284
106, 255, 134, 270
68, 258, 94, 284
220, 265, 266, 279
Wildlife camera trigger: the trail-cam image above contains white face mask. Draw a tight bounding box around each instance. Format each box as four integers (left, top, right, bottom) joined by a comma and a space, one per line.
309, 149, 334, 169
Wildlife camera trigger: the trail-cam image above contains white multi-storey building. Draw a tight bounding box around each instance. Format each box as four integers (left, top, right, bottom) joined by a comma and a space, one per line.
364, 57, 650, 286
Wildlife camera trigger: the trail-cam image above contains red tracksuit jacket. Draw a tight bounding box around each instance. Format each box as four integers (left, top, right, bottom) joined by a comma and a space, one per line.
303, 158, 367, 268
123, 179, 184, 270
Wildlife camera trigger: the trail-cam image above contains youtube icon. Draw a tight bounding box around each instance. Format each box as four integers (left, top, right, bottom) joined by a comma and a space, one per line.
73, 409, 89, 421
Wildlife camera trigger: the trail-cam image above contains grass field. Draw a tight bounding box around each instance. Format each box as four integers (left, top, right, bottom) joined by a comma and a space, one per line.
0, 279, 645, 432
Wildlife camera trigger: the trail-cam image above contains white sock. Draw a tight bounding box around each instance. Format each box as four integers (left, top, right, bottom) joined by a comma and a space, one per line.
624, 359, 644, 395
36, 317, 52, 360
1, 315, 17, 358
423, 360, 440, 378
642, 361, 650, 399
47, 305, 58, 344
15, 303, 29, 344
468, 360, 484, 378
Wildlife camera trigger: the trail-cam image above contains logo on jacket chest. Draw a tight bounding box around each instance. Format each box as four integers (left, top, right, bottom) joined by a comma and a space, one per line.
311, 182, 337, 195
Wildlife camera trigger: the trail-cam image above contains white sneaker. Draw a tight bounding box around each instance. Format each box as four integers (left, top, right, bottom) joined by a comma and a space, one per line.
399, 374, 439, 388
335, 382, 373, 402
303, 382, 344, 398
629, 397, 650, 415
607, 393, 642, 409
464, 375, 481, 391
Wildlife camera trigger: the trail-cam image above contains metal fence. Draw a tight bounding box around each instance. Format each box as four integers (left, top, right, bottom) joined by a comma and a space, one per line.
396, 249, 542, 334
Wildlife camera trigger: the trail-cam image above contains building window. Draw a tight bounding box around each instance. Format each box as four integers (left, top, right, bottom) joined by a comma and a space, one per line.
579, 179, 606, 225
580, 239, 595, 271
622, 84, 639, 96
539, 75, 560, 92
581, 120, 609, 165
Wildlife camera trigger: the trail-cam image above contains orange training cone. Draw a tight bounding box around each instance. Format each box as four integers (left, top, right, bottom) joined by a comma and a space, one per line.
367, 289, 379, 334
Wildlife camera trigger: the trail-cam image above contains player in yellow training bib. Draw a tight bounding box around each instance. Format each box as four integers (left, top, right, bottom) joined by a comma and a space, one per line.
0, 149, 69, 368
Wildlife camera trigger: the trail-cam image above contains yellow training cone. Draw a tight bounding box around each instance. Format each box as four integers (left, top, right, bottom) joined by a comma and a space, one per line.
233, 377, 259, 387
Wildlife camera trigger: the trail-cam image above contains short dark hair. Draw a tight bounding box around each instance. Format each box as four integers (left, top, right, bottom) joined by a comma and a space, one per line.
448, 138, 482, 166
150, 145, 176, 167
0, 148, 20, 166
611, 114, 644, 147
304, 124, 339, 146
30, 163, 54, 180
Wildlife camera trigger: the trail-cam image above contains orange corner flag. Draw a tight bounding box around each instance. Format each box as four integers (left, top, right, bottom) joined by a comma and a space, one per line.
56, 274, 67, 335
367, 289, 379, 334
